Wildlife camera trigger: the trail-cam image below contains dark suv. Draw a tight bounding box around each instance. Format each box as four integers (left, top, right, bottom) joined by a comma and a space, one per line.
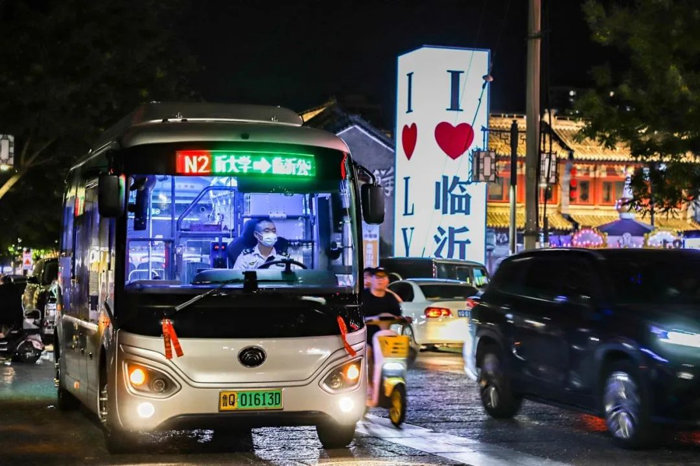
472, 248, 700, 448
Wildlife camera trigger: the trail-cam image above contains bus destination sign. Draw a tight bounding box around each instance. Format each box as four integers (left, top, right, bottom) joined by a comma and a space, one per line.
176, 150, 316, 177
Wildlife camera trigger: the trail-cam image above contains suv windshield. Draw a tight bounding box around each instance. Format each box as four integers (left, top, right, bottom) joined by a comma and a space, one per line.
609, 258, 700, 306
126, 174, 357, 290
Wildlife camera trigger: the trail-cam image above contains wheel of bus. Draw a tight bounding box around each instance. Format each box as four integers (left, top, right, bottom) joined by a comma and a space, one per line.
55, 344, 80, 411
104, 425, 137, 455
211, 426, 254, 451
316, 421, 356, 449
389, 383, 407, 427
99, 373, 136, 454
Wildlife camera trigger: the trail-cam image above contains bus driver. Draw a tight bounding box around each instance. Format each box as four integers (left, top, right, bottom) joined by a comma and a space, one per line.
233, 218, 291, 270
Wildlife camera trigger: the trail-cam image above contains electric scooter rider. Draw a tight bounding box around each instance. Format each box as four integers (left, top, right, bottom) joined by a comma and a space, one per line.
361, 267, 401, 389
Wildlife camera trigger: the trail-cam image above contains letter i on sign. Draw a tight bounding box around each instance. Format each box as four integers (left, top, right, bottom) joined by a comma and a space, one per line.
447, 70, 464, 112
406, 72, 414, 114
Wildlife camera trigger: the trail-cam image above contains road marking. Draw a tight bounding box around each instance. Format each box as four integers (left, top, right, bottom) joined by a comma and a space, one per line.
358, 414, 571, 466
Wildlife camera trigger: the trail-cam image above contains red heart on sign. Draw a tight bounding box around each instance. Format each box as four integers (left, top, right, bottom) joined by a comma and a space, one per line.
402, 123, 418, 160
434, 122, 474, 160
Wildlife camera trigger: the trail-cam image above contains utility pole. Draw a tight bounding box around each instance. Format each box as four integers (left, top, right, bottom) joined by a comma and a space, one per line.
509, 120, 518, 255
524, 0, 542, 250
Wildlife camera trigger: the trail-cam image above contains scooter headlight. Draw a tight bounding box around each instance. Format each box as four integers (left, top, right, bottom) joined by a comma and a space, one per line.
322, 359, 363, 393
125, 363, 180, 398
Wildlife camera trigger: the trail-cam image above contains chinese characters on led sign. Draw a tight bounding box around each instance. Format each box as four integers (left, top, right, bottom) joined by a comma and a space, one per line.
176, 151, 316, 177
394, 47, 489, 262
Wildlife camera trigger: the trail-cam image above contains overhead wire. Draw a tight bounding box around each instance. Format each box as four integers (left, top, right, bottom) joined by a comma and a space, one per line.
419, 0, 489, 256
419, 0, 514, 257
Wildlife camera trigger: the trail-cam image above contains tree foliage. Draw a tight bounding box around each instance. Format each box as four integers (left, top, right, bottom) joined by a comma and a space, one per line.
576, 0, 700, 213
0, 0, 198, 257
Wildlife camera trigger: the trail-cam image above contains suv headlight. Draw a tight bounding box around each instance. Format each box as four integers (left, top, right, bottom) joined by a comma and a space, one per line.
321, 359, 363, 393
651, 326, 700, 349
125, 362, 180, 398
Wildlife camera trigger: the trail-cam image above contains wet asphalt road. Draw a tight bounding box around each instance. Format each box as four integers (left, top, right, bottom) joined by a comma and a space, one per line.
1, 349, 699, 465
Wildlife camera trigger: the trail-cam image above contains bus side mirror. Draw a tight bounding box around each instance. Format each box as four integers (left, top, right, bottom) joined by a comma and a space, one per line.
361, 184, 385, 224
98, 174, 125, 218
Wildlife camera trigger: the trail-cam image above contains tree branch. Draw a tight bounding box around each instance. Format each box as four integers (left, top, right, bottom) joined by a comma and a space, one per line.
0, 138, 56, 201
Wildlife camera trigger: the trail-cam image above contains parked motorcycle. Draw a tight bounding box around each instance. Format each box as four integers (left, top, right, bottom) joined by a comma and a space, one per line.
0, 309, 45, 364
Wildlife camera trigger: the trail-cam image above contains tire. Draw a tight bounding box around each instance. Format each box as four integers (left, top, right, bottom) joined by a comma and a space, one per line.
478, 345, 521, 419
55, 352, 80, 411
99, 373, 136, 455
13, 342, 41, 364
389, 384, 407, 427
104, 428, 136, 455
602, 361, 655, 449
402, 325, 419, 368
316, 422, 356, 449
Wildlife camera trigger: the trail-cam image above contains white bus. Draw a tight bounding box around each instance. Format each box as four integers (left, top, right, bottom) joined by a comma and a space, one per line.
54, 103, 385, 453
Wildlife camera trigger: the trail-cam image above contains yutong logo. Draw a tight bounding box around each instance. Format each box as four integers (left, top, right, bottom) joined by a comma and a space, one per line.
238, 347, 266, 368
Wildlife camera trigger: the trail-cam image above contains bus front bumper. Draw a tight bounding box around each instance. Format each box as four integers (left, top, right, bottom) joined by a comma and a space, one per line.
112, 345, 366, 432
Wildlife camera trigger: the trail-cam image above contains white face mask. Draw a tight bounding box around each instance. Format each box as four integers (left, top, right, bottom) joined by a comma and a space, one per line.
259, 232, 277, 247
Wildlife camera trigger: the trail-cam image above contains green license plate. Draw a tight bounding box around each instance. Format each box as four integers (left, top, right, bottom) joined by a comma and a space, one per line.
219, 389, 283, 411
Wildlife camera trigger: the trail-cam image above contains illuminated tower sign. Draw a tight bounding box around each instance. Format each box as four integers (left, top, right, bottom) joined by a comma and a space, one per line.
394, 46, 490, 262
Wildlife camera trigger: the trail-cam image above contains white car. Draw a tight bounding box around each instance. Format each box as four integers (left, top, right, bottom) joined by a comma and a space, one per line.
388, 279, 478, 350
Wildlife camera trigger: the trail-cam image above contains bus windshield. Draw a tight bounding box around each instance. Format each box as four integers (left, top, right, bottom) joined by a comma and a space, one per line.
125, 174, 357, 291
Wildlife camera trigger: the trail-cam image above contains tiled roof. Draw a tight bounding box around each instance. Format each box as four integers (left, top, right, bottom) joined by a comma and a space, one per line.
552, 119, 633, 162
486, 204, 573, 230
487, 115, 570, 159
300, 99, 394, 149
569, 209, 700, 232
488, 115, 635, 162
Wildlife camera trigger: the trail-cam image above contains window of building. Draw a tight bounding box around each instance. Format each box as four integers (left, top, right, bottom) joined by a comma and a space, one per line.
572, 179, 592, 204
488, 176, 509, 202
602, 181, 614, 203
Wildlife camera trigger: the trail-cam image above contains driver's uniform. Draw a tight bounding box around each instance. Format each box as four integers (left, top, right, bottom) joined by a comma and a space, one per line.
232, 244, 290, 270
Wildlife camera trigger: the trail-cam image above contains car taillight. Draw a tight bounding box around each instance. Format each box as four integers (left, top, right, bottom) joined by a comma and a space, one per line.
425, 307, 452, 318
466, 298, 478, 310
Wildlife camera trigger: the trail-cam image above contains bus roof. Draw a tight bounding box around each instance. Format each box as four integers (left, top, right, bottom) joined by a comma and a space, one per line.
85, 102, 349, 158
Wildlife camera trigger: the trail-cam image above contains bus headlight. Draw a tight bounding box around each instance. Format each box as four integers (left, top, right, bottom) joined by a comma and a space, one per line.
322, 359, 363, 393
125, 363, 180, 398
129, 367, 147, 386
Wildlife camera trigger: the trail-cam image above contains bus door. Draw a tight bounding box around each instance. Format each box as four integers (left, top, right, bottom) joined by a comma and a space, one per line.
84, 183, 113, 403
73, 183, 101, 401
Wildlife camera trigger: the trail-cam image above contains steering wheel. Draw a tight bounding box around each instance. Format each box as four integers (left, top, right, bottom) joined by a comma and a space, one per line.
257, 258, 308, 272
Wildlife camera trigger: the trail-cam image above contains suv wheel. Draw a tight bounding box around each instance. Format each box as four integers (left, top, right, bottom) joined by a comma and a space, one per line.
479, 345, 521, 419
602, 361, 654, 449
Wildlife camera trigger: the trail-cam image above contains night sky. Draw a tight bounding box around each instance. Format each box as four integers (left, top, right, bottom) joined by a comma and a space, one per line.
185, 0, 604, 129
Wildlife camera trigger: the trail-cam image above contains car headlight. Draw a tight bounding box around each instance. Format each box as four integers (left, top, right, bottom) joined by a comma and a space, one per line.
125, 362, 180, 398
651, 326, 700, 349
321, 359, 363, 393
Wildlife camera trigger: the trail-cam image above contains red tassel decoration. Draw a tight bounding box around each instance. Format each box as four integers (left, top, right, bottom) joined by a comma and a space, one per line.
162, 319, 184, 359
337, 316, 357, 357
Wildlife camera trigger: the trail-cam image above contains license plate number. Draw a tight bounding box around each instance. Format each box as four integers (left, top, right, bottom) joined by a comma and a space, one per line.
218, 389, 283, 411
458, 310, 470, 318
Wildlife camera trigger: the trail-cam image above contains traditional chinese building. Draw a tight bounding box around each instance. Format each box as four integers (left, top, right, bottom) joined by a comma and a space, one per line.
486, 114, 700, 271
301, 98, 396, 255
300, 99, 700, 268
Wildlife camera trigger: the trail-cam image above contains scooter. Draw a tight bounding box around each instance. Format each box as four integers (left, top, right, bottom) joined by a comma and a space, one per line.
0, 309, 45, 364
365, 314, 411, 427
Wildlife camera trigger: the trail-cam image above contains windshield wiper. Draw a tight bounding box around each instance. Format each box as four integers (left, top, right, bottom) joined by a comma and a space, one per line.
175, 277, 244, 313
